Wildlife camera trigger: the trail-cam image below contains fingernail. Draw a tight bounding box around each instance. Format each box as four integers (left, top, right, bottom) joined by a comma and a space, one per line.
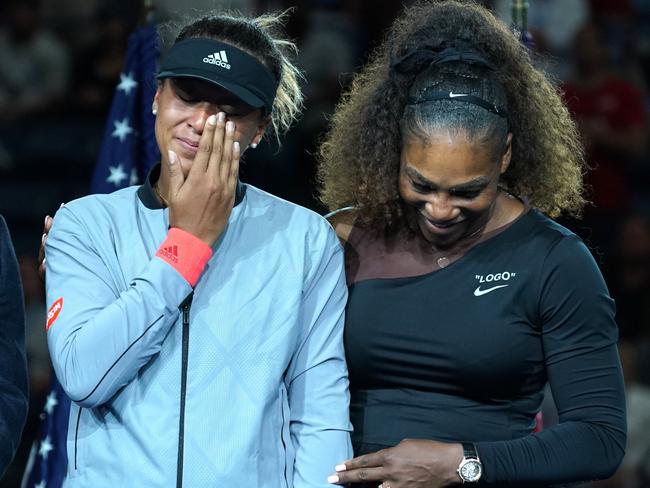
327, 475, 339, 484
41, 233, 46, 244
44, 215, 49, 225
60, 202, 65, 208
218, 112, 226, 123
233, 141, 240, 152
207, 114, 217, 126
42, 257, 46, 266
335, 464, 347, 472
168, 150, 177, 165
226, 121, 234, 133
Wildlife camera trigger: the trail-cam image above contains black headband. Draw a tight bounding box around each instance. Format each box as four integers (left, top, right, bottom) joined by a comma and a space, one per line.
406, 91, 509, 119
392, 43, 508, 120
157, 38, 279, 113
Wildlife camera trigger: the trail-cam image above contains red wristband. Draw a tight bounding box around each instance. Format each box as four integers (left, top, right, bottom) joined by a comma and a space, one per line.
155, 228, 212, 287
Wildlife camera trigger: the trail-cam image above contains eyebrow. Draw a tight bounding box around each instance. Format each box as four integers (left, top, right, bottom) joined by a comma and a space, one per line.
405, 166, 490, 192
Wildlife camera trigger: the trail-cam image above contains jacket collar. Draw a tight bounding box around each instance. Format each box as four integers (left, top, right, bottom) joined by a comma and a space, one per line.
137, 163, 247, 210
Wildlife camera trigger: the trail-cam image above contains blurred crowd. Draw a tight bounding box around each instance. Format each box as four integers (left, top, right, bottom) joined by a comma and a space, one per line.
1, 0, 649, 486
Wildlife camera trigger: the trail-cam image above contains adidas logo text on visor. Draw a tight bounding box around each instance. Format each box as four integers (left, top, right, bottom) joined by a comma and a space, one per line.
203, 50, 230, 69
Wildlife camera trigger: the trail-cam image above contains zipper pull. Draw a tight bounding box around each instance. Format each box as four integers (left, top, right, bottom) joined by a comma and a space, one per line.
180, 292, 193, 325
182, 303, 190, 324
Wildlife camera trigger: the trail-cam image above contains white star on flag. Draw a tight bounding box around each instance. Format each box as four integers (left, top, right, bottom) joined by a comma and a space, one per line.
107, 164, 128, 186
35, 481, 47, 488
39, 436, 54, 460
130, 167, 139, 186
112, 118, 133, 142
44, 391, 58, 415
117, 72, 138, 96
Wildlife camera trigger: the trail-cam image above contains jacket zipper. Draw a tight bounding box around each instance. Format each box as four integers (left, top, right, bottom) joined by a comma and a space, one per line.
176, 295, 192, 488
280, 387, 289, 488
74, 407, 82, 469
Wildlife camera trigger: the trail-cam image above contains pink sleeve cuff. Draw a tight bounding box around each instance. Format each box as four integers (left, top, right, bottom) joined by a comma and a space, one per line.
155, 228, 213, 287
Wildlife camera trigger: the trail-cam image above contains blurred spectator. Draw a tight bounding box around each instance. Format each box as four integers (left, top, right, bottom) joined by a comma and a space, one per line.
0, 0, 70, 123
631, 0, 650, 88
0, 0, 71, 172
594, 342, 650, 487
588, 0, 647, 88
297, 0, 360, 135
492, 0, 590, 80
563, 23, 648, 253
605, 211, 650, 342
69, 8, 130, 116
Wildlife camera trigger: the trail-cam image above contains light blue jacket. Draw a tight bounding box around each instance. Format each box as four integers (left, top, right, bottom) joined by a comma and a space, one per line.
45, 169, 352, 487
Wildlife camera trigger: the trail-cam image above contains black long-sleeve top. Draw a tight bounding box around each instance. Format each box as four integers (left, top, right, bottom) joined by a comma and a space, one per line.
0, 215, 29, 477
343, 209, 626, 486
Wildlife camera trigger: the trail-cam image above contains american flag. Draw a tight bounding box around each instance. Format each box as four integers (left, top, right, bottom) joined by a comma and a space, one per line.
90, 22, 160, 193
22, 23, 160, 488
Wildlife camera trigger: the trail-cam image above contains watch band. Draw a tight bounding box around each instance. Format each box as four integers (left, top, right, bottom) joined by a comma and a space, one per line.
462, 442, 479, 460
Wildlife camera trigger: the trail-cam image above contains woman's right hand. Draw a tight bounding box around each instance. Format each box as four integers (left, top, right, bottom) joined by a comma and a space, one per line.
38, 214, 54, 282
162, 112, 241, 247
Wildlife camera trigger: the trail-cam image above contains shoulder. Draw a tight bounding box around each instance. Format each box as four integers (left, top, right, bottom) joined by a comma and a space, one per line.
244, 184, 324, 222
521, 211, 605, 284
52, 187, 140, 234
0, 214, 8, 237
61, 186, 138, 213
0, 215, 13, 260
516, 210, 581, 247
501, 210, 602, 276
243, 184, 339, 246
0, 214, 14, 265
324, 207, 359, 245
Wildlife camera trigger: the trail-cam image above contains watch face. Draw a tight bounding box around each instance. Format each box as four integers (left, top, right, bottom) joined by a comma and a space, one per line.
460, 459, 482, 482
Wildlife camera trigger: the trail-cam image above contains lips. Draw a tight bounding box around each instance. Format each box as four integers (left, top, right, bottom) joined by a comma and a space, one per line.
175, 137, 199, 154
419, 213, 464, 234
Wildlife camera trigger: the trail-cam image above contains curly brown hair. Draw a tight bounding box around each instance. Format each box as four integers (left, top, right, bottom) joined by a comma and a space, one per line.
318, 0, 585, 230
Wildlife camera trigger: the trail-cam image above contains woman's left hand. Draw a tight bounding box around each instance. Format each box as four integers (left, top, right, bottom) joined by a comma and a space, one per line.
328, 439, 463, 488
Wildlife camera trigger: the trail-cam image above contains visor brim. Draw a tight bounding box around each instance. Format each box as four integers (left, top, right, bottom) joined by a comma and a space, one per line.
157, 70, 266, 110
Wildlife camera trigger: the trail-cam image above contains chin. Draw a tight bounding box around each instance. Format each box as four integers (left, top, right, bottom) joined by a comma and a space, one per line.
177, 157, 192, 176
418, 226, 456, 249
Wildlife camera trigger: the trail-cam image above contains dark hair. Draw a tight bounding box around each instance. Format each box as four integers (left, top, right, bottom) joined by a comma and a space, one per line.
402, 60, 510, 159
163, 11, 303, 142
318, 0, 585, 230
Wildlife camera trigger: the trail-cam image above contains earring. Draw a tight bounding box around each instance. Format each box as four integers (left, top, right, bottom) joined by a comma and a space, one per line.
250, 143, 258, 149
152, 106, 158, 115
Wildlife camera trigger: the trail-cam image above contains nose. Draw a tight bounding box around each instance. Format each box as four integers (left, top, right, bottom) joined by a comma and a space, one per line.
423, 194, 460, 223
188, 103, 217, 133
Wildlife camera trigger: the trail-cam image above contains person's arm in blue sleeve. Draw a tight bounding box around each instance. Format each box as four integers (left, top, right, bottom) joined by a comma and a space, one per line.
476, 236, 626, 484
0, 215, 29, 477
286, 227, 353, 488
45, 204, 210, 408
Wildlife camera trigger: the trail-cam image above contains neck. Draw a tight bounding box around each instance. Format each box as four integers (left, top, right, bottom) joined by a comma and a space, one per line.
153, 167, 169, 207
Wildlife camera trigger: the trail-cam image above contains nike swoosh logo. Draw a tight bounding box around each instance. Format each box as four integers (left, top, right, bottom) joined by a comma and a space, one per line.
473, 284, 509, 296
449, 91, 468, 98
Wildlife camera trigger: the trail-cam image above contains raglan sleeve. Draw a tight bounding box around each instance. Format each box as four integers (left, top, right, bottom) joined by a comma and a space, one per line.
46, 205, 211, 408
285, 225, 353, 488
475, 235, 626, 485
0, 216, 29, 477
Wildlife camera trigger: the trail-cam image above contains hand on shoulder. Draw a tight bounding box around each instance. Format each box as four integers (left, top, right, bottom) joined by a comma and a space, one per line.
326, 207, 358, 246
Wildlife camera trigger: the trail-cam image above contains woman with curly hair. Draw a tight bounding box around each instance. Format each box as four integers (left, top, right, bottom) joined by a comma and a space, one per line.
321, 1, 626, 486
